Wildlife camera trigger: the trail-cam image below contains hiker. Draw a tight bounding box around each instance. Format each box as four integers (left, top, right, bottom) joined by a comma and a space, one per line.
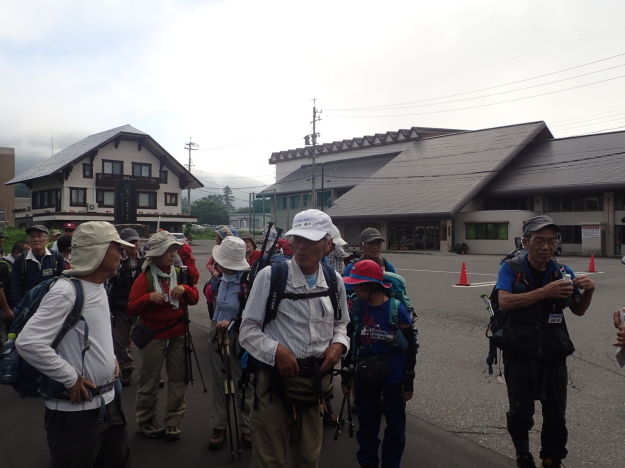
341, 260, 416, 468
240, 209, 350, 468
178, 243, 200, 285
15, 221, 133, 468
56, 234, 72, 269
614, 309, 625, 346
128, 230, 200, 441
240, 233, 262, 266
343, 227, 395, 292
0, 241, 31, 346
107, 228, 145, 387
46, 229, 62, 251
494, 216, 595, 468
328, 225, 349, 273
10, 225, 65, 307
205, 226, 234, 319
207, 236, 253, 450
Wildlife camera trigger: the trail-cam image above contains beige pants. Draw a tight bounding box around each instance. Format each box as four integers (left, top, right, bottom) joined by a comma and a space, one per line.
135, 335, 189, 426
250, 371, 323, 468
207, 327, 253, 433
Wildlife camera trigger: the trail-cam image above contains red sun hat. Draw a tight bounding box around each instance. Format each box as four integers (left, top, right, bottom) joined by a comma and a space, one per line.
343, 259, 391, 288
63, 222, 77, 230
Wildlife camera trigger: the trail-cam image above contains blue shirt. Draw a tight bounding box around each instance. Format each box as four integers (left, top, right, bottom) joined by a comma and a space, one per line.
213, 270, 246, 323
356, 299, 411, 384
495, 253, 575, 292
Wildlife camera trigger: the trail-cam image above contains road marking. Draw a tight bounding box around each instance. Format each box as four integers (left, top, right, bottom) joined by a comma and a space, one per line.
396, 268, 497, 277
451, 281, 497, 288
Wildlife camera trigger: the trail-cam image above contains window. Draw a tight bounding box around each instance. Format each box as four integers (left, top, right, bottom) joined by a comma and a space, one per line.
83, 163, 93, 178
544, 194, 603, 212
302, 194, 309, 208
159, 170, 168, 183
164, 193, 178, 206
32, 189, 58, 209
138, 192, 156, 209
70, 188, 86, 207
276, 197, 287, 210
560, 225, 582, 244
103, 160, 123, 175
133, 163, 152, 178
466, 223, 508, 240
289, 196, 299, 210
96, 190, 115, 207
0, 209, 5, 222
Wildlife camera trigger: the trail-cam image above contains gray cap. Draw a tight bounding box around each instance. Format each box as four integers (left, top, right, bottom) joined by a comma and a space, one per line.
120, 228, 141, 243
523, 215, 561, 237
360, 227, 384, 243
26, 225, 49, 236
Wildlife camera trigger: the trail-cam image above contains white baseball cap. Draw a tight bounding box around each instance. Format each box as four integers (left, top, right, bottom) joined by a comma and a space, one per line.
331, 224, 347, 246
285, 209, 333, 242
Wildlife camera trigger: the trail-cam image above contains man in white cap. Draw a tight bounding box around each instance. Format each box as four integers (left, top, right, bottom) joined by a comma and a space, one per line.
240, 209, 350, 468
16, 221, 134, 468
327, 224, 349, 274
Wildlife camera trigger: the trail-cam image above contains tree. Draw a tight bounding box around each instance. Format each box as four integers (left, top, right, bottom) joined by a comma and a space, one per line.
222, 186, 235, 213
191, 197, 229, 225
231, 199, 271, 214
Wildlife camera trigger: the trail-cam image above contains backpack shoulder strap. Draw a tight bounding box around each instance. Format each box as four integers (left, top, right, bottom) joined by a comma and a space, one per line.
263, 261, 288, 330
320, 262, 341, 320
382, 257, 389, 271
506, 255, 527, 282
49, 277, 85, 349
388, 297, 400, 327
145, 267, 154, 293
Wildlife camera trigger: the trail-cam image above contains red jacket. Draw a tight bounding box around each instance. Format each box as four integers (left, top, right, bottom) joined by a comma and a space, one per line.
178, 244, 200, 285
128, 268, 200, 340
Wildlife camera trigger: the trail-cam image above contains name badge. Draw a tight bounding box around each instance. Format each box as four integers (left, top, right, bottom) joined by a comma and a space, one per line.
548, 314, 564, 324
42, 268, 54, 276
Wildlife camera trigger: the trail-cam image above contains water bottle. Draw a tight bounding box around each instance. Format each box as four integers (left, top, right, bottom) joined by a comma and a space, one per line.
0, 333, 19, 385
553, 274, 572, 310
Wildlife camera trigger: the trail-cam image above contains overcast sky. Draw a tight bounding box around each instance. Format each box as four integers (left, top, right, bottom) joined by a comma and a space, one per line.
2, 0, 625, 198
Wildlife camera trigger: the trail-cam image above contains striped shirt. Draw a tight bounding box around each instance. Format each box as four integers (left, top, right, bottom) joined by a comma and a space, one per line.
240, 260, 350, 367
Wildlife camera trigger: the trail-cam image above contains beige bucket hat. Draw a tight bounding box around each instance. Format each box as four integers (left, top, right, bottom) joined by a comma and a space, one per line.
212, 236, 249, 271
64, 221, 134, 276
145, 230, 183, 257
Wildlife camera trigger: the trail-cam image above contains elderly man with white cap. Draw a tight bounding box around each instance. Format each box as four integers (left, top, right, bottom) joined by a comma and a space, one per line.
128, 230, 200, 442
207, 236, 254, 450
16, 221, 134, 468
240, 209, 350, 468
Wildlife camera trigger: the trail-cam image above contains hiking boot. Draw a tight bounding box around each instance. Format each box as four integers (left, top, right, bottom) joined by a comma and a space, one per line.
208, 428, 227, 449
120, 369, 133, 387
241, 432, 252, 448
137, 415, 165, 438
165, 426, 181, 441
516, 453, 537, 468
540, 457, 561, 468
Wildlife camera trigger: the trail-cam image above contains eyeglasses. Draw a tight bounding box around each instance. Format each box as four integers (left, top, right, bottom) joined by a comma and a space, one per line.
28, 234, 48, 240
529, 237, 558, 247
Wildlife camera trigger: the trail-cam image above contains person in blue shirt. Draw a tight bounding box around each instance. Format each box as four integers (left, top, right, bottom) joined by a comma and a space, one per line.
341, 260, 416, 468
207, 236, 253, 450
343, 228, 395, 294
494, 216, 595, 468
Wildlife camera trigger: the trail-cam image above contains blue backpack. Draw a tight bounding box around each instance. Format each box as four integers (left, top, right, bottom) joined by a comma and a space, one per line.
1, 276, 84, 397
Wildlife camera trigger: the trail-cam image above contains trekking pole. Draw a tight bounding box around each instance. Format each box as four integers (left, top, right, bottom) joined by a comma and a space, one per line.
346, 394, 354, 437
221, 331, 242, 461
187, 321, 207, 392
481, 294, 498, 376
249, 222, 273, 284
334, 394, 347, 441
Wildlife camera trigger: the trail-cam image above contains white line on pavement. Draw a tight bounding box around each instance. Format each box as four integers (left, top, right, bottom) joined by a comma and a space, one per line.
396, 268, 498, 276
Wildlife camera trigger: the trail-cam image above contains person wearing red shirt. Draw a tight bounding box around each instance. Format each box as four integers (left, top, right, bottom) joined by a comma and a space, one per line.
128, 231, 199, 442
240, 233, 261, 266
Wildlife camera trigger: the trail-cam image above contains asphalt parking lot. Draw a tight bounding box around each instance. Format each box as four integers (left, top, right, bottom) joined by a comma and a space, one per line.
1, 241, 623, 467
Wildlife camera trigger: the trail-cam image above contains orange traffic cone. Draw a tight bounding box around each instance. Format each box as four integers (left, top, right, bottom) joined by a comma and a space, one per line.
586, 254, 597, 273
456, 262, 471, 286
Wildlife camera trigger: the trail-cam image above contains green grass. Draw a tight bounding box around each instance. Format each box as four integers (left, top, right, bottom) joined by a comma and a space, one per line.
187, 229, 216, 240
0, 226, 28, 255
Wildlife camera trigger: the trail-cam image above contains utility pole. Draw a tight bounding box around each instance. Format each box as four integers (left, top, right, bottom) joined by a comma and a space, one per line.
184, 138, 198, 215
304, 99, 322, 208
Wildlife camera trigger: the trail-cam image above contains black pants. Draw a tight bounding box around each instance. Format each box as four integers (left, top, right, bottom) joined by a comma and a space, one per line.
44, 397, 131, 468
503, 353, 568, 460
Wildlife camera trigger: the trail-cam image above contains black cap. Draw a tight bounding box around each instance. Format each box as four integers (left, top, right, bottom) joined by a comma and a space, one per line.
523, 216, 560, 237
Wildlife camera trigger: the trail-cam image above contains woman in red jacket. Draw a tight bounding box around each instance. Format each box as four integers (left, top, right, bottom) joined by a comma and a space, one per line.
128, 231, 200, 442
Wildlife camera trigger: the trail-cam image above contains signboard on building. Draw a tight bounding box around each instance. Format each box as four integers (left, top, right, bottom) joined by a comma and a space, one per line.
581, 224, 600, 239
115, 179, 137, 224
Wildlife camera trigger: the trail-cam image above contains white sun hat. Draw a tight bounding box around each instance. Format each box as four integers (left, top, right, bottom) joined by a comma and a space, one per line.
212, 236, 250, 271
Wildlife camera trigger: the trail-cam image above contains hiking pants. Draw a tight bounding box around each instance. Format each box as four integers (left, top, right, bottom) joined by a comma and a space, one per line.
44, 397, 131, 468
504, 353, 568, 460
111, 308, 135, 372
355, 378, 406, 468
207, 327, 252, 434
250, 370, 323, 468
136, 335, 188, 426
